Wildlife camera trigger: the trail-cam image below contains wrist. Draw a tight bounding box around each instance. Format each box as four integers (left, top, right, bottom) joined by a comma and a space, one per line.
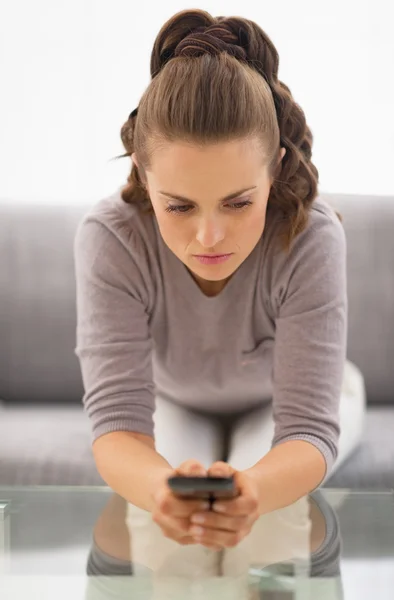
243, 466, 266, 515
148, 467, 174, 508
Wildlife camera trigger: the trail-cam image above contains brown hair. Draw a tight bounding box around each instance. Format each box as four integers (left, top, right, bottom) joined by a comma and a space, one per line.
114, 9, 341, 254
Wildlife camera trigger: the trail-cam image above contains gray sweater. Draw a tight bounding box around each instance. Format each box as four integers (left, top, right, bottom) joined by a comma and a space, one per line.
74, 187, 347, 477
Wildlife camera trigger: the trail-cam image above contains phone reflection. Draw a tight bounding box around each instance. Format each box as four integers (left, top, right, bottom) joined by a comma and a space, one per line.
85, 490, 344, 599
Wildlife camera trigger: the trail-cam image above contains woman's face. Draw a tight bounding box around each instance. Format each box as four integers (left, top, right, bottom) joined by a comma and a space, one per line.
132, 138, 285, 295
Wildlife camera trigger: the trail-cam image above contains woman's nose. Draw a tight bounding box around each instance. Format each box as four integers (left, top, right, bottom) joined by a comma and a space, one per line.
195, 217, 225, 249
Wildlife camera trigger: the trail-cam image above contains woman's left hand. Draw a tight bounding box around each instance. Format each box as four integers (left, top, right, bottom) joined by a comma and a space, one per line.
188, 462, 261, 550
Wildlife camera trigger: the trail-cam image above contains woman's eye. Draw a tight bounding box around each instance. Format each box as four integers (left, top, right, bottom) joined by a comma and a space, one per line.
229, 200, 253, 211
164, 199, 253, 215
164, 205, 192, 214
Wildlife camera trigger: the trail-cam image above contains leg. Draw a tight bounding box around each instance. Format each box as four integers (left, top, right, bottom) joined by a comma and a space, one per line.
333, 359, 367, 471
225, 402, 274, 472
126, 396, 224, 578
153, 395, 225, 469
226, 359, 367, 476
223, 402, 310, 583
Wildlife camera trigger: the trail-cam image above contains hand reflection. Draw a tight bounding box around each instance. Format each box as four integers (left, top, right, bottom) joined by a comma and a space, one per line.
86, 489, 343, 599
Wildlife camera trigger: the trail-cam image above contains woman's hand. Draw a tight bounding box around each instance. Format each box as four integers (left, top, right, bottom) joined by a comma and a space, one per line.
188, 462, 261, 550
151, 460, 211, 546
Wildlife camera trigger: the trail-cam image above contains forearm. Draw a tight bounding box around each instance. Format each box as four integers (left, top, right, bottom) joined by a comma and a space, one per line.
93, 431, 173, 512
245, 440, 327, 515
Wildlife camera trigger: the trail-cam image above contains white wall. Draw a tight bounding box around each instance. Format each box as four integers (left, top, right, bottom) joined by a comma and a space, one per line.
1, 0, 393, 205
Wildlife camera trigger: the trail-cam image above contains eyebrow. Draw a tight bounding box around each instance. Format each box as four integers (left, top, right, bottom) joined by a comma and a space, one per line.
158, 186, 258, 204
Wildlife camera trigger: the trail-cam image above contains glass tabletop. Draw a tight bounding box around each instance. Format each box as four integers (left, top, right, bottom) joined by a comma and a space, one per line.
0, 486, 393, 599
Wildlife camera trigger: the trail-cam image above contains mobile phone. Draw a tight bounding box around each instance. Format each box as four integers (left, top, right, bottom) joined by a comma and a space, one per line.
167, 475, 238, 501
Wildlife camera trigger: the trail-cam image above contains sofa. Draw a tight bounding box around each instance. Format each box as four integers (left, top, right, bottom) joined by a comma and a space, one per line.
0, 192, 393, 489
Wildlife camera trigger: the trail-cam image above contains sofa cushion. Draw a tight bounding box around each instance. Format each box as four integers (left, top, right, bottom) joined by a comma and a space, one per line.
323, 194, 394, 405
0, 404, 103, 485
325, 406, 394, 489
0, 203, 87, 403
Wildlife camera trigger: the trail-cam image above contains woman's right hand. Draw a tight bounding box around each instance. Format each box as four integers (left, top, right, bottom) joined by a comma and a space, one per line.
151, 460, 211, 546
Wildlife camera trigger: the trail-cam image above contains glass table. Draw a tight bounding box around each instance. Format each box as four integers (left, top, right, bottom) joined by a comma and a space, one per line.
0, 486, 393, 599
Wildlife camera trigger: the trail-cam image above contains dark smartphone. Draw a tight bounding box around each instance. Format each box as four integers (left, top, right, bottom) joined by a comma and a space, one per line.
167, 475, 238, 501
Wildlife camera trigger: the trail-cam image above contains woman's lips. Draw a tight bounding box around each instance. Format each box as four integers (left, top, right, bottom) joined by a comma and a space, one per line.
193, 254, 233, 265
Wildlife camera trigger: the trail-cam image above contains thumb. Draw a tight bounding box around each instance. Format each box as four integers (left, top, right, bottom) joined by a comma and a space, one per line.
208, 461, 235, 478
176, 459, 207, 476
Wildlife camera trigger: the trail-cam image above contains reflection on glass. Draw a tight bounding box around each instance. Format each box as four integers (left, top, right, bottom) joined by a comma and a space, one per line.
85, 490, 344, 599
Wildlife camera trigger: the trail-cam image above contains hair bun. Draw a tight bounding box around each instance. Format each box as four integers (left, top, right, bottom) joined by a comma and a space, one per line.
174, 24, 247, 61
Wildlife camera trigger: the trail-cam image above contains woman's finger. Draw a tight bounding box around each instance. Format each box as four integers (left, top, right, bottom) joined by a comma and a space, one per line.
153, 511, 191, 534
175, 460, 207, 476
212, 495, 259, 517
208, 461, 235, 478
158, 494, 210, 518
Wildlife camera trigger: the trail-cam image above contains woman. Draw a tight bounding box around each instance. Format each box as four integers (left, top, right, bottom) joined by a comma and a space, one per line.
74, 9, 366, 551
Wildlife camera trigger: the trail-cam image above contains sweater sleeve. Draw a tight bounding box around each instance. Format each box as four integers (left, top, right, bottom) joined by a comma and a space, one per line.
73, 217, 155, 442
270, 209, 347, 481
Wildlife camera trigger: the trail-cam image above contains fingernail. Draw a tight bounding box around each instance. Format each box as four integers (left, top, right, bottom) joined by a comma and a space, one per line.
191, 514, 205, 524
191, 464, 205, 472
191, 526, 204, 537
213, 504, 226, 513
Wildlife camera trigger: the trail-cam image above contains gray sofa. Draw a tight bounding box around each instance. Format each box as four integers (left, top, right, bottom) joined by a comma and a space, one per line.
0, 193, 393, 489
